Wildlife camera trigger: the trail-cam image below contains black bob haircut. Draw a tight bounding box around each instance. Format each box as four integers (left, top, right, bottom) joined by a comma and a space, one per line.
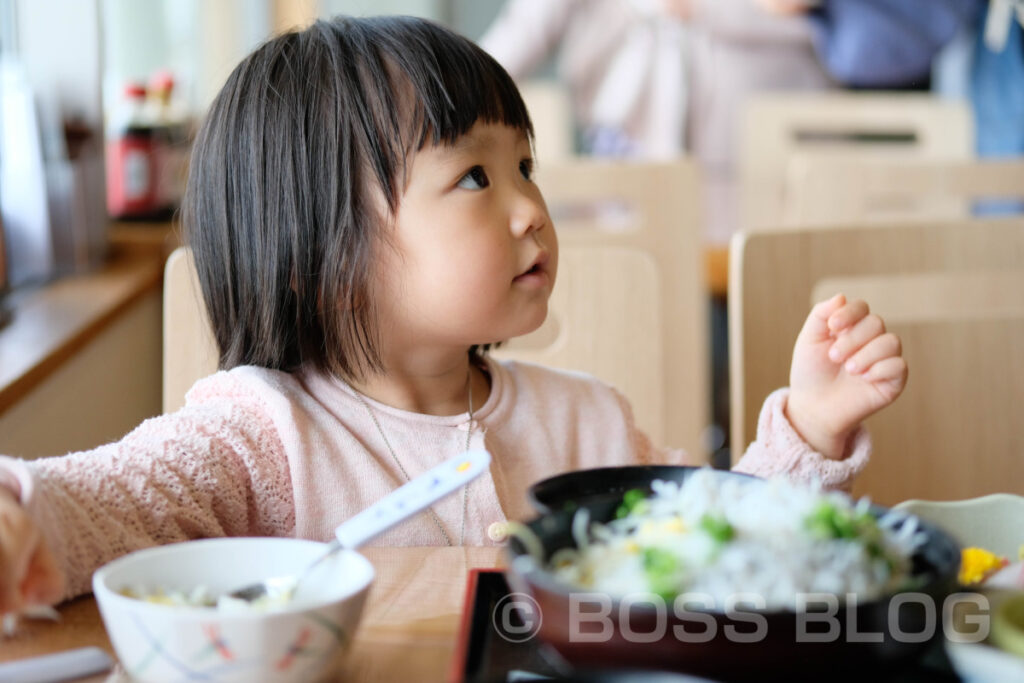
181, 15, 533, 379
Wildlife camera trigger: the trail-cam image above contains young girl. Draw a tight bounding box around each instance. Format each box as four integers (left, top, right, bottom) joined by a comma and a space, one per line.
0, 16, 906, 613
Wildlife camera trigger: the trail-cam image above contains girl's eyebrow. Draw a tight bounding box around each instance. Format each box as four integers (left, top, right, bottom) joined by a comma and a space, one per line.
431, 127, 529, 166
426, 131, 497, 171
448, 130, 496, 154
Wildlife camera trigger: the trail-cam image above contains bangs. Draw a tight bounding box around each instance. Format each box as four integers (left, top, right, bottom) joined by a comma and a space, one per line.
392, 21, 535, 149
340, 16, 534, 208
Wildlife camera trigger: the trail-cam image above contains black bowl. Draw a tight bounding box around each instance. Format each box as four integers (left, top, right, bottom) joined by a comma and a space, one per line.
528, 465, 757, 516
507, 466, 961, 682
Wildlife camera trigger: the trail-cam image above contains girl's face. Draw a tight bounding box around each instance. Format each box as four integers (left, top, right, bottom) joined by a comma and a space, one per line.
373, 121, 557, 360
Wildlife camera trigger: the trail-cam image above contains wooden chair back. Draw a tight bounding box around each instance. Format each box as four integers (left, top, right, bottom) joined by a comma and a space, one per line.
493, 159, 710, 458
741, 93, 973, 230
163, 247, 218, 413
729, 219, 1024, 503
518, 79, 575, 162
782, 156, 1024, 226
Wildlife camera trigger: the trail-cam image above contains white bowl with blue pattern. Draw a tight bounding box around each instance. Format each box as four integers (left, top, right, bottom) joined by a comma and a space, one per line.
93, 537, 373, 682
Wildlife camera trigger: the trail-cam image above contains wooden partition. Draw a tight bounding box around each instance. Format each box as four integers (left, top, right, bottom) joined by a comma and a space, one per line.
493, 160, 709, 459
741, 93, 973, 231
782, 156, 1024, 226
729, 218, 1024, 504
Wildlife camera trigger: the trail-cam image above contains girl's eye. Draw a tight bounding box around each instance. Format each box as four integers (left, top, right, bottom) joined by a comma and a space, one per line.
457, 166, 490, 190
519, 158, 534, 181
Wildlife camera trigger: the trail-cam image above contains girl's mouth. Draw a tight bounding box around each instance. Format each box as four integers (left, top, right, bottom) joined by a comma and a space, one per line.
520, 263, 542, 276
513, 257, 551, 288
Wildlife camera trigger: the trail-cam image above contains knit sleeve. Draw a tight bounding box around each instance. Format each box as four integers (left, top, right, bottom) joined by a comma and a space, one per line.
0, 391, 294, 600
732, 388, 871, 492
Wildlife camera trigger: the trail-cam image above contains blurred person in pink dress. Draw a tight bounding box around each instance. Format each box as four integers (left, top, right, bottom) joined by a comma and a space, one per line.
480, 0, 835, 243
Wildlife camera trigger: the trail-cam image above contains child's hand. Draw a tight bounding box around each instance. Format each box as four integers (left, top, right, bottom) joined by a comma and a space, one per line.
0, 488, 64, 614
786, 294, 908, 460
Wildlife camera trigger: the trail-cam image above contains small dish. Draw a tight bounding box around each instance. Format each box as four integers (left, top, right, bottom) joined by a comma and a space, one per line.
894, 493, 1024, 681
893, 493, 1024, 558
93, 537, 374, 683
945, 637, 1024, 683
992, 594, 1024, 659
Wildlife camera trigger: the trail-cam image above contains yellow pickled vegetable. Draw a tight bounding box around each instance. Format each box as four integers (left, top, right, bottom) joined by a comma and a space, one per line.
959, 546, 1009, 585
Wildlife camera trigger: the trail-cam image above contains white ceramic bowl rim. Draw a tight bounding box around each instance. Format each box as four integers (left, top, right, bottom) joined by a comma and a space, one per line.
894, 493, 1024, 558
895, 493, 1024, 511
92, 537, 374, 621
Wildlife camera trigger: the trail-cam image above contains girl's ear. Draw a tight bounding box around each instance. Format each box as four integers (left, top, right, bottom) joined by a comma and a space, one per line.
334, 283, 365, 312
309, 278, 365, 314
291, 268, 361, 310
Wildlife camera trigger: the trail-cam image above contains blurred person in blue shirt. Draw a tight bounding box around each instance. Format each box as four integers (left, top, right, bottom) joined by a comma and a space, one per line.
799, 0, 1022, 158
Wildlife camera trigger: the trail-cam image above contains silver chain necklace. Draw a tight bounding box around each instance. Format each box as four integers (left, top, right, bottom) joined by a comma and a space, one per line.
346, 368, 474, 546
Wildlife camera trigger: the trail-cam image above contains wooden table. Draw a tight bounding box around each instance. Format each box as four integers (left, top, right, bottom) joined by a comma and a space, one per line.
0, 546, 503, 682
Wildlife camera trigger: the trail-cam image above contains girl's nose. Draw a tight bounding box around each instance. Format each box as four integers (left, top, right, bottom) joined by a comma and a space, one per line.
509, 188, 549, 238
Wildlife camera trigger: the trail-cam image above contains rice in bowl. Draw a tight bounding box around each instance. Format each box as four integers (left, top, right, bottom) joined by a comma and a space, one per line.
537, 469, 927, 609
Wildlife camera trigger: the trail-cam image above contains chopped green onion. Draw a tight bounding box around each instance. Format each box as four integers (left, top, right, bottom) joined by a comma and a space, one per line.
700, 515, 735, 543
615, 488, 649, 519
642, 547, 679, 601
806, 502, 882, 542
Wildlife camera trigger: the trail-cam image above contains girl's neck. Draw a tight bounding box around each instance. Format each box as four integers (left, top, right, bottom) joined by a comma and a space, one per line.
348, 351, 488, 416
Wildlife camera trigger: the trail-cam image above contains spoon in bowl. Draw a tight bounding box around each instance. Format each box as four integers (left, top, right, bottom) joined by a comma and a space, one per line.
223, 449, 492, 605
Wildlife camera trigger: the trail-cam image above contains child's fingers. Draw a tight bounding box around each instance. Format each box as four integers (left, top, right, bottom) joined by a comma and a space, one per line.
862, 355, 909, 387
827, 313, 886, 363
0, 494, 45, 613
827, 298, 870, 334
842, 333, 902, 375
0, 528, 34, 613
0, 556, 19, 613
799, 293, 847, 342
21, 545, 64, 607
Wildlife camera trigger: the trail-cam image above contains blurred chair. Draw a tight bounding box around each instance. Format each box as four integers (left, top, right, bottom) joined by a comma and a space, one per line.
781, 156, 1024, 226
517, 79, 575, 162
492, 159, 709, 459
163, 247, 218, 413
729, 218, 1024, 504
741, 93, 973, 231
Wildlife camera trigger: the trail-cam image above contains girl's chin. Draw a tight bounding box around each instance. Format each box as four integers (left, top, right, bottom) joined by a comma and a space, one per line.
504, 310, 555, 345
470, 324, 549, 351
